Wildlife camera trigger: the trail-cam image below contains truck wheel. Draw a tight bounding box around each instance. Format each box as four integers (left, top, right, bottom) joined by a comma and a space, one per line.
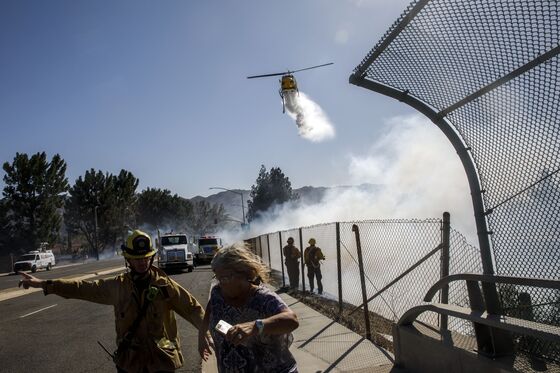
46, 263, 51, 271
187, 266, 193, 273
31, 266, 37, 273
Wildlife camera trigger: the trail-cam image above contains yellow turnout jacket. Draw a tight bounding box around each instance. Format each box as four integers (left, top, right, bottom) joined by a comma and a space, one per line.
43, 266, 204, 372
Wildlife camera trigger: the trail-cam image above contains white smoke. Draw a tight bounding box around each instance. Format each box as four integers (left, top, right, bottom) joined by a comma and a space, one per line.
284, 91, 335, 142
245, 114, 478, 245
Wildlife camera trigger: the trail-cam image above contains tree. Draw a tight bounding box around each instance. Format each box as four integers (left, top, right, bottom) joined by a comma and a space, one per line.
247, 165, 297, 221
2, 152, 69, 252
64, 169, 139, 255
0, 199, 10, 254
190, 200, 227, 236
136, 188, 193, 232
114, 170, 139, 242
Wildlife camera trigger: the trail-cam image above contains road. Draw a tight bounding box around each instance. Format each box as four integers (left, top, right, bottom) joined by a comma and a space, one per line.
0, 258, 214, 373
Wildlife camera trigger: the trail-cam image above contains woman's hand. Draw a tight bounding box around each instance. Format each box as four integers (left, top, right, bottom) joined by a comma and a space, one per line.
18, 272, 44, 289
198, 331, 214, 361
225, 321, 257, 346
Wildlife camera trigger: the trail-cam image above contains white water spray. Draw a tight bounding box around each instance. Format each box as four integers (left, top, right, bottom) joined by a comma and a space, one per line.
245, 114, 477, 245
284, 91, 335, 142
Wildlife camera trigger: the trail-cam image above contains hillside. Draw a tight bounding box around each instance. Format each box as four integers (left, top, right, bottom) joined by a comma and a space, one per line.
189, 184, 380, 223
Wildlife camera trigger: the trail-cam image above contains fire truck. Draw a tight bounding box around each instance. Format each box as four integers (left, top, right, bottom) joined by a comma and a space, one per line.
156, 233, 195, 272
194, 236, 222, 265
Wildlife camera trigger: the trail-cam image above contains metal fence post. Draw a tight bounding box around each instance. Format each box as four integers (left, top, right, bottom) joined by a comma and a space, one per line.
352, 224, 372, 341
299, 228, 306, 292
336, 222, 343, 314
440, 212, 450, 332
266, 234, 271, 268
279, 232, 285, 288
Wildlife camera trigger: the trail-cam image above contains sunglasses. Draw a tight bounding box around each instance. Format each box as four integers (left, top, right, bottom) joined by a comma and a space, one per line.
214, 272, 244, 284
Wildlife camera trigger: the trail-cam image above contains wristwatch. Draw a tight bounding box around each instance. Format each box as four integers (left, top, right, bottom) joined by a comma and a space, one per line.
255, 319, 264, 335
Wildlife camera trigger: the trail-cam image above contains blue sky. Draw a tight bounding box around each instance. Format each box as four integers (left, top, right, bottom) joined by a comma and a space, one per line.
0, 0, 417, 199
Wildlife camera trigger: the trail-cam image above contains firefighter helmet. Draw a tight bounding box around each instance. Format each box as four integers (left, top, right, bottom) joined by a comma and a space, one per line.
122, 230, 156, 259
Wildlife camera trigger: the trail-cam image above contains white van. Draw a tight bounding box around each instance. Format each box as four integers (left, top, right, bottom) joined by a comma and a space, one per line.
13, 250, 56, 273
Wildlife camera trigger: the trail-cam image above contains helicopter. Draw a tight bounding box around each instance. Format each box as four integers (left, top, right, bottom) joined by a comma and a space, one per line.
247, 62, 333, 113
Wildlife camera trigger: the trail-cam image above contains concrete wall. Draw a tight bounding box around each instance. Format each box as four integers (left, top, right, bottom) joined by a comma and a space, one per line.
393, 324, 517, 373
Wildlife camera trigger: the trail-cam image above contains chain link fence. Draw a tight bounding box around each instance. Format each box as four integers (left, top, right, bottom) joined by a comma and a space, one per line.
349, 0, 560, 368
247, 214, 483, 357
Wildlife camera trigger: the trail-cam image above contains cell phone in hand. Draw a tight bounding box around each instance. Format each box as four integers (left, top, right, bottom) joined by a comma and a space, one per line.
215, 320, 232, 336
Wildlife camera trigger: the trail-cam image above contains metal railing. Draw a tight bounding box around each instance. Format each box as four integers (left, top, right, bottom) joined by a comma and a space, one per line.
350, 0, 560, 364
247, 213, 483, 343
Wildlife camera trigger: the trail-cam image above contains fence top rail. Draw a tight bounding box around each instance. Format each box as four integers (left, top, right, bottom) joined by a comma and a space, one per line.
398, 302, 560, 345
252, 217, 443, 239
424, 273, 560, 302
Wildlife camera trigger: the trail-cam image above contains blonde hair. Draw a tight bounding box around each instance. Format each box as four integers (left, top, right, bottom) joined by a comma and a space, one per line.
211, 242, 270, 284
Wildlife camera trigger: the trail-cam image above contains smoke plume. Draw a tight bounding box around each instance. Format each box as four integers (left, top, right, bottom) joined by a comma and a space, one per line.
284, 91, 335, 142
244, 114, 477, 245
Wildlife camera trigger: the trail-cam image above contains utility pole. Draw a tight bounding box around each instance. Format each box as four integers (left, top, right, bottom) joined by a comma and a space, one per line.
94, 205, 99, 261
208, 187, 247, 228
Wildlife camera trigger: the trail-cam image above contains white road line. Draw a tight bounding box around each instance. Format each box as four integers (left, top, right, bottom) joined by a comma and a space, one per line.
0, 266, 126, 303
19, 304, 58, 318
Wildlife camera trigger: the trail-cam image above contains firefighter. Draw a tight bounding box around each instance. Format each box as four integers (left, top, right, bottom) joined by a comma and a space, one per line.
18, 229, 213, 373
282, 237, 300, 290
304, 238, 326, 295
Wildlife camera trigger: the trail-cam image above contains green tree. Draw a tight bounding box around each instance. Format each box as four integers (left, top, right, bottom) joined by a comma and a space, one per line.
2, 152, 69, 252
0, 199, 10, 254
247, 165, 297, 221
64, 169, 138, 255
136, 188, 193, 232
114, 170, 139, 242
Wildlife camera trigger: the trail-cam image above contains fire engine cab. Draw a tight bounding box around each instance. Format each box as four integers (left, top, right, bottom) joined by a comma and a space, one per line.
157, 233, 195, 273
194, 236, 222, 265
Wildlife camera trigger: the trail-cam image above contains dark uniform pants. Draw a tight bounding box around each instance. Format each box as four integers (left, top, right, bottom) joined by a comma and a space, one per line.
306, 265, 322, 294
285, 262, 300, 289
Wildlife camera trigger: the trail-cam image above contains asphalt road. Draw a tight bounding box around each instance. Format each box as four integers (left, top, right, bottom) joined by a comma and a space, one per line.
0, 258, 214, 373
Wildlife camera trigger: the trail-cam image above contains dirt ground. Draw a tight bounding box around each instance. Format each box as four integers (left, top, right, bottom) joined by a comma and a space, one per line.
271, 274, 395, 352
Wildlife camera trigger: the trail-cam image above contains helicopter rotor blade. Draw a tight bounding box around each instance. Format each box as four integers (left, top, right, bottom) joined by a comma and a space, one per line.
247, 72, 288, 79
291, 62, 334, 74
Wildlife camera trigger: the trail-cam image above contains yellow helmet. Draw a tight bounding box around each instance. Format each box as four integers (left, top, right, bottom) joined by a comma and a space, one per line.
122, 230, 156, 259
308, 238, 316, 245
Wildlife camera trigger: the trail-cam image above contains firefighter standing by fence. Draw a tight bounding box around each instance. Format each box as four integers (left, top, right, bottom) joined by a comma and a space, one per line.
18, 229, 212, 373
282, 237, 300, 290
304, 238, 325, 295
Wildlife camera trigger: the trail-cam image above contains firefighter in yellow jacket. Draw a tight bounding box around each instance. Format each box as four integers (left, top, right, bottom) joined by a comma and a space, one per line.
18, 230, 213, 373
304, 238, 326, 295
